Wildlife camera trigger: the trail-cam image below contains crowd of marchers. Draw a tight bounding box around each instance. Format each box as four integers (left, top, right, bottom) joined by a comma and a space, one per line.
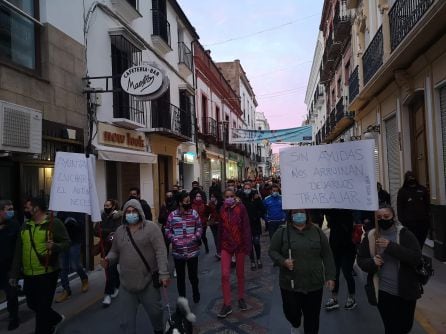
0, 170, 430, 334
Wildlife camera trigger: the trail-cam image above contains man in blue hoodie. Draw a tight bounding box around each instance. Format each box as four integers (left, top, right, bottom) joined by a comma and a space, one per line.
263, 184, 286, 239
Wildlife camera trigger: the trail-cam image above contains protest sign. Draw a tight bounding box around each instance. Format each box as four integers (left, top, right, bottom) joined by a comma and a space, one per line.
280, 140, 378, 211
49, 152, 102, 222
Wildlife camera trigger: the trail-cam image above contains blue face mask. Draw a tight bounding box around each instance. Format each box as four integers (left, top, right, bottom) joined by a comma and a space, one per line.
5, 211, 14, 220
244, 189, 251, 195
292, 212, 307, 225
125, 213, 139, 224
271, 192, 279, 197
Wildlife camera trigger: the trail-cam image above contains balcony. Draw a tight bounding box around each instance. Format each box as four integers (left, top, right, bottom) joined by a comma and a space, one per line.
151, 10, 171, 55
389, 0, 434, 51
110, 0, 141, 22
200, 117, 221, 143
363, 26, 383, 85
178, 42, 193, 77
333, 0, 352, 43
326, 32, 342, 64
147, 100, 192, 141
349, 66, 359, 102
112, 94, 146, 129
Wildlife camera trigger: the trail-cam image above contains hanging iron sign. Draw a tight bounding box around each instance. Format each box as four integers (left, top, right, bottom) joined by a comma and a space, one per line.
120, 63, 167, 98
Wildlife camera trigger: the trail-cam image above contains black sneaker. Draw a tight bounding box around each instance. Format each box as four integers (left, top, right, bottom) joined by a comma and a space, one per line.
325, 298, 339, 311
193, 293, 200, 304
7, 318, 19, 331
217, 304, 233, 318
238, 298, 248, 311
251, 262, 257, 271
344, 297, 357, 310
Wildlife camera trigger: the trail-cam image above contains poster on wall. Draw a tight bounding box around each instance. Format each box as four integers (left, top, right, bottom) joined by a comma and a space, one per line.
49, 152, 102, 222
280, 140, 378, 211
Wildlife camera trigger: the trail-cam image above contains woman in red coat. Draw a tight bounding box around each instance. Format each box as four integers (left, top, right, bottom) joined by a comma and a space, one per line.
217, 189, 252, 318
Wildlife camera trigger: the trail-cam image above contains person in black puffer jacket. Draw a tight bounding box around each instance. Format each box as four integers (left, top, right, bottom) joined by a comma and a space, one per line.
241, 184, 265, 271
357, 204, 421, 334
324, 209, 357, 311
397, 171, 430, 248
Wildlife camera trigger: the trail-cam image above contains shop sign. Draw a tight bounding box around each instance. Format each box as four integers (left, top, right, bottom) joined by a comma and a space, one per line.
98, 123, 146, 151
120, 63, 168, 99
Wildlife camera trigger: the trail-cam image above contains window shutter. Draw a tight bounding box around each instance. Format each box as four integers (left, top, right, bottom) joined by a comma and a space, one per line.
385, 115, 401, 209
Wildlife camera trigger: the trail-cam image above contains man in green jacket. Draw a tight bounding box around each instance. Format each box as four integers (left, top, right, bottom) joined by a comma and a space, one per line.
9, 197, 70, 334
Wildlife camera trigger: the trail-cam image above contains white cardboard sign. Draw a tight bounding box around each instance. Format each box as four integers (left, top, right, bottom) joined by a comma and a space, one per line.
280, 140, 378, 211
49, 152, 102, 222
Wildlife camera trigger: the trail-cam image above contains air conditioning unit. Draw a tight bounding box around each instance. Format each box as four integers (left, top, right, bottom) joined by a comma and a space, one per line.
0, 100, 42, 154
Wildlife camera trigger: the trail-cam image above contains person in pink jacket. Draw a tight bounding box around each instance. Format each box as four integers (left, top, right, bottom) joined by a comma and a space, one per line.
217, 188, 252, 318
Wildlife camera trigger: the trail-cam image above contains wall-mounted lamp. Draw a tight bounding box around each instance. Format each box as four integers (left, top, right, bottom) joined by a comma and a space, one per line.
350, 135, 362, 141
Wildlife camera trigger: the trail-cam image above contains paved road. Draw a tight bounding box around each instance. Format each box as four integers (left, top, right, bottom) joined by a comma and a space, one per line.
53, 229, 426, 334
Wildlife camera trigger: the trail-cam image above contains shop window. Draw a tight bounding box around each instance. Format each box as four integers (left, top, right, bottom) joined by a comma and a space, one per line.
0, 0, 39, 70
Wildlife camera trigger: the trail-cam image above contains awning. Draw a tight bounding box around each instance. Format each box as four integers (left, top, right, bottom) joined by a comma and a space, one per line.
94, 144, 157, 164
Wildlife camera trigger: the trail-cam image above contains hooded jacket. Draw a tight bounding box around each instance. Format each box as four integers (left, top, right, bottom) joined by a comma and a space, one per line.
263, 194, 286, 221
106, 199, 169, 292
397, 172, 430, 227
357, 225, 422, 300
219, 202, 252, 254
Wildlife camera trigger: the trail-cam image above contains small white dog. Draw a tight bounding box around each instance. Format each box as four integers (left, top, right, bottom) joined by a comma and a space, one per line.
165, 297, 196, 334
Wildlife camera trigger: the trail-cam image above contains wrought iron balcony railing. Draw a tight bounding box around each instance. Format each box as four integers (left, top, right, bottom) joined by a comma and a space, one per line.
389, 0, 434, 51
333, 0, 352, 43
178, 42, 193, 71
150, 100, 192, 140
363, 26, 383, 85
349, 66, 359, 102
201, 117, 218, 139
152, 9, 171, 47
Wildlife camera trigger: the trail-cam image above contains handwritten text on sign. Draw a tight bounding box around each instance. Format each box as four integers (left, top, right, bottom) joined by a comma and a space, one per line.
49, 152, 102, 222
280, 140, 378, 211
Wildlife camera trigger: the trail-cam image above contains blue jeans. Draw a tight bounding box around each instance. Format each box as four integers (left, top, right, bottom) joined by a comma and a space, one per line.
59, 243, 88, 293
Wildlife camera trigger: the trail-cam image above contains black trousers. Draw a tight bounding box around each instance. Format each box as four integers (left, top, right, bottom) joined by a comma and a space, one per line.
407, 223, 429, 249
24, 270, 62, 334
280, 288, 323, 334
250, 234, 261, 262
174, 257, 199, 298
104, 262, 120, 295
0, 269, 18, 320
210, 224, 220, 254
377, 290, 416, 334
332, 248, 356, 295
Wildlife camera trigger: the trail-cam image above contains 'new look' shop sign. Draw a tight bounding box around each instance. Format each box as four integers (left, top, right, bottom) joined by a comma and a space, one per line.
49, 152, 102, 222
121, 64, 165, 97
280, 140, 378, 211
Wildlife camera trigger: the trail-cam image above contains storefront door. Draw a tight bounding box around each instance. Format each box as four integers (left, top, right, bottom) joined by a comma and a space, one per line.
410, 98, 429, 188
158, 155, 170, 206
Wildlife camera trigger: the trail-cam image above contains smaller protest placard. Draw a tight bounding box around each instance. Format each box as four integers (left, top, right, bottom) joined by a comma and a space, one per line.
280, 140, 378, 211
49, 152, 102, 222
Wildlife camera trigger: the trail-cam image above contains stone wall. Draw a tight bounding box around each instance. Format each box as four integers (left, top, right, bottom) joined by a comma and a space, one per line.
0, 23, 87, 131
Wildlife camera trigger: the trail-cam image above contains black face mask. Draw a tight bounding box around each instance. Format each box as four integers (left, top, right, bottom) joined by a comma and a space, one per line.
24, 211, 32, 220
104, 207, 113, 215
378, 218, 394, 230
182, 203, 191, 211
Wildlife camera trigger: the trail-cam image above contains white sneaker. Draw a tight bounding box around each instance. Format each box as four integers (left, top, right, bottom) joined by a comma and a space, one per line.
102, 295, 112, 306
111, 288, 119, 298
173, 269, 177, 278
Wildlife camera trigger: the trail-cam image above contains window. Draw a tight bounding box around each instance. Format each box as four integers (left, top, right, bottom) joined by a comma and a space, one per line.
0, 0, 39, 70
201, 95, 208, 132
152, 0, 170, 46
111, 35, 145, 124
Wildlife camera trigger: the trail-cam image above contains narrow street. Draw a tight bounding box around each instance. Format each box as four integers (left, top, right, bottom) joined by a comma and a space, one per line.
1, 229, 430, 334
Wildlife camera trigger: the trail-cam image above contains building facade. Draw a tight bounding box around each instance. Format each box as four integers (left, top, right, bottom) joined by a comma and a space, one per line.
0, 0, 86, 217
347, 0, 446, 259
50, 0, 199, 215
255, 112, 272, 177
217, 60, 259, 180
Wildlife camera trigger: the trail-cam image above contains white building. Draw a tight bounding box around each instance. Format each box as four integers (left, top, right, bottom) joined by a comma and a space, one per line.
304, 31, 327, 144
45, 0, 199, 215
255, 112, 272, 177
